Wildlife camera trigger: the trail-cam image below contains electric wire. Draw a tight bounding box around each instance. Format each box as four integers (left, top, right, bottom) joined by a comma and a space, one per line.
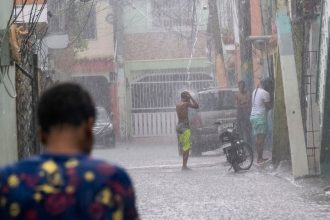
67, 0, 96, 47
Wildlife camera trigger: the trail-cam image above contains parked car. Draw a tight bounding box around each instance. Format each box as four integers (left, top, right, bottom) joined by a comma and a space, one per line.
189, 88, 238, 156
93, 106, 115, 147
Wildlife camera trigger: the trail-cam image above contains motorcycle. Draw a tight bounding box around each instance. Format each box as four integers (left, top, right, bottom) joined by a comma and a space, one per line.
215, 120, 254, 172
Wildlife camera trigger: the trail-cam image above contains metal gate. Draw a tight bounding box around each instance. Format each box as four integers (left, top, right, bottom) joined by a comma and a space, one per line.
131, 69, 214, 137
301, 24, 321, 175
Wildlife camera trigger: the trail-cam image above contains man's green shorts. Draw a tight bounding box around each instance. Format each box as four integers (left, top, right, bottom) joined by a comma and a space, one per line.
250, 115, 267, 135
178, 129, 192, 152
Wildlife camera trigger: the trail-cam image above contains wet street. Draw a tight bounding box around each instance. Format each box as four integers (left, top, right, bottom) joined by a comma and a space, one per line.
93, 141, 330, 220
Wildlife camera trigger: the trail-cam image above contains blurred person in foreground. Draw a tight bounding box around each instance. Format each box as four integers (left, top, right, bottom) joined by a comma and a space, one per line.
176, 91, 199, 171
236, 80, 252, 145
0, 83, 139, 220
250, 78, 273, 164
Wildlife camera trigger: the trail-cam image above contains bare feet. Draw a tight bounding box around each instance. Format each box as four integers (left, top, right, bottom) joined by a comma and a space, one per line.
257, 158, 270, 164
181, 166, 192, 171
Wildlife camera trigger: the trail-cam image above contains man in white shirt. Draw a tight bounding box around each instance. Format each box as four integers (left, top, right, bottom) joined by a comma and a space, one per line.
250, 79, 273, 164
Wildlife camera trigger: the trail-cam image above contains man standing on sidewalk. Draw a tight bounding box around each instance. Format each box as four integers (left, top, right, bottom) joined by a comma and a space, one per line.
176, 91, 199, 170
250, 78, 273, 164
236, 80, 252, 145
0, 83, 139, 220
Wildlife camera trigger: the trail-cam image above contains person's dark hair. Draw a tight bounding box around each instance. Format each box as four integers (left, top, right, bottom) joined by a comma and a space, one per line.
181, 91, 189, 99
260, 77, 274, 94
37, 83, 96, 133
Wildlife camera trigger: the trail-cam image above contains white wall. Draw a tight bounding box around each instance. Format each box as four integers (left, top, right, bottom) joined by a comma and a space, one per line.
318, 0, 330, 128
0, 0, 18, 165
0, 68, 18, 165
15, 4, 48, 23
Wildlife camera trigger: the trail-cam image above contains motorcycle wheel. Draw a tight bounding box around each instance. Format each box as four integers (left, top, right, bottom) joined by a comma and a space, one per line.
232, 162, 240, 172
223, 146, 240, 172
236, 142, 254, 170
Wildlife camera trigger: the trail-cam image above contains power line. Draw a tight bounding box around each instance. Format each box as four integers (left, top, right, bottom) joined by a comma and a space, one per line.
67, 0, 96, 47
187, 0, 205, 76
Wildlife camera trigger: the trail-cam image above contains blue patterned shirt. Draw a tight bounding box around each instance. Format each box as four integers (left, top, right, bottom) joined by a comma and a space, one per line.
0, 153, 138, 220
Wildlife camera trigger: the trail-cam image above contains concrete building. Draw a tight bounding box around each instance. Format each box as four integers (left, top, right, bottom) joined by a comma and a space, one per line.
69, 0, 118, 137
117, 0, 212, 139
214, 0, 240, 87
46, 0, 118, 137
66, 0, 119, 136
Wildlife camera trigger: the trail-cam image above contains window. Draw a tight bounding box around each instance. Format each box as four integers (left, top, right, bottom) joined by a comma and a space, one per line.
151, 0, 194, 28
48, 0, 66, 33
82, 6, 96, 40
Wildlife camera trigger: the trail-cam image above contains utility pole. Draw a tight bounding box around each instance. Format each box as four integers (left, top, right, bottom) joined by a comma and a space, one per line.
238, 0, 253, 90
111, 0, 128, 140
208, 0, 227, 87
32, 54, 40, 154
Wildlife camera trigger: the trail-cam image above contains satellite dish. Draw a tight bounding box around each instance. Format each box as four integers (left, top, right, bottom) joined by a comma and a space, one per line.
44, 34, 69, 49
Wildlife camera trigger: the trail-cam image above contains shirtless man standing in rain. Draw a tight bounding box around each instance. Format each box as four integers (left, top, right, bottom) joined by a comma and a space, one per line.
176, 91, 199, 170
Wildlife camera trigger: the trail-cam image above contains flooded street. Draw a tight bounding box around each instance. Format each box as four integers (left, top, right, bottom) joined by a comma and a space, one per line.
2, 0, 330, 219
93, 142, 330, 219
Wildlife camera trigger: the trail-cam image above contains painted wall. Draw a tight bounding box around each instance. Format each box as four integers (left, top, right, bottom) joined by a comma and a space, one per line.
125, 58, 210, 81
0, 1, 11, 27
125, 32, 208, 61
123, 0, 208, 61
15, 4, 48, 23
76, 0, 114, 60
123, 0, 208, 34
120, 0, 210, 138
0, 67, 18, 165
319, 0, 330, 129
0, 0, 18, 165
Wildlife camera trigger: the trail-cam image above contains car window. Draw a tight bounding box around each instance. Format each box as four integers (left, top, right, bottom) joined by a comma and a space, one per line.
198, 91, 237, 111
96, 107, 110, 123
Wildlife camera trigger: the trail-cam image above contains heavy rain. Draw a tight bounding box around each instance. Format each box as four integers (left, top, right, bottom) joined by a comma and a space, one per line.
1, 0, 330, 219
